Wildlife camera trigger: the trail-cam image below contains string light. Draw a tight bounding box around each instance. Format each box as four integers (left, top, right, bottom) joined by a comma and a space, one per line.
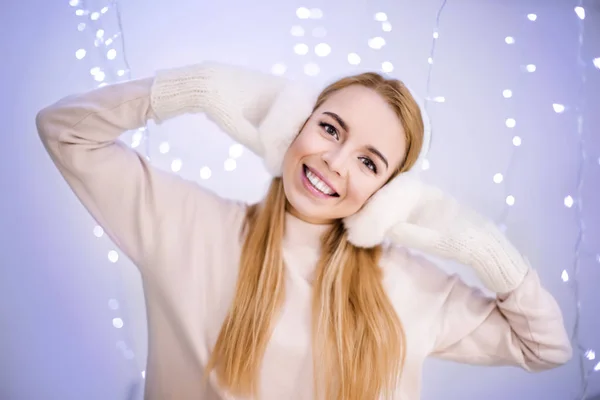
569, 1, 598, 398
69, 0, 142, 381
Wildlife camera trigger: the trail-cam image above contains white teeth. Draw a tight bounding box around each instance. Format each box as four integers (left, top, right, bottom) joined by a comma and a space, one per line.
305, 168, 335, 195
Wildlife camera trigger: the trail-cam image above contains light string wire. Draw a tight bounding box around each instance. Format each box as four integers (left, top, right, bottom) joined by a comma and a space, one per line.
70, 0, 146, 396
571, 1, 595, 399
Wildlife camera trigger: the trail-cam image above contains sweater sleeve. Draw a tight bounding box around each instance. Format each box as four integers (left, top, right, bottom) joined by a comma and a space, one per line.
36, 78, 235, 278
420, 256, 573, 371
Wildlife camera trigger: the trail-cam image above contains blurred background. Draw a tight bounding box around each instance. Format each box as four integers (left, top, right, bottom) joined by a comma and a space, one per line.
1, 0, 599, 399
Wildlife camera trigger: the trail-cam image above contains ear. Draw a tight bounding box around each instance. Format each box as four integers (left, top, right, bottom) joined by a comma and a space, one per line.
258, 82, 320, 176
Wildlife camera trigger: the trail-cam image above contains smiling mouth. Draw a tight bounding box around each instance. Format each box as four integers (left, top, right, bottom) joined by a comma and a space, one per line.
303, 165, 339, 197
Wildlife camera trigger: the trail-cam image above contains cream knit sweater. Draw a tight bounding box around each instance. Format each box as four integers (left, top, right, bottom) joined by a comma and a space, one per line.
36, 73, 572, 399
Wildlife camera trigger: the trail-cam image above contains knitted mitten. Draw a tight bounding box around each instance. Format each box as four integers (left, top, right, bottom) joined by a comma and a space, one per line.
344, 174, 530, 293
149, 61, 317, 176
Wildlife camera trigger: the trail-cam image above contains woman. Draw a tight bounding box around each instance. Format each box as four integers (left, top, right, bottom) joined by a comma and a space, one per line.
36, 61, 572, 400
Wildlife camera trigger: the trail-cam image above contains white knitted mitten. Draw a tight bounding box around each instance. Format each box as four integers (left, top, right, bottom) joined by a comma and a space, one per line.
344, 174, 530, 293
149, 62, 317, 177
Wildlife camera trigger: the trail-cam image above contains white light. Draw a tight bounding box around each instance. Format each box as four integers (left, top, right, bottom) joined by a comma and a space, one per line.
575, 6, 585, 20
304, 63, 320, 76
503, 89, 513, 98
94, 71, 105, 82
75, 49, 86, 60
171, 159, 182, 172
433, 31, 439, 39
585, 350, 596, 361
505, 36, 515, 44
594, 362, 600, 372
91, 12, 100, 20
526, 64, 536, 72
309, 8, 323, 19
117, 69, 126, 76
561, 270, 569, 282
505, 118, 516, 128
553, 103, 565, 113
77, 23, 86, 31
101, 6, 109, 13
96, 29, 104, 38
93, 225, 104, 238
513, 136, 522, 146
296, 7, 310, 19
159, 142, 170, 154
527, 13, 537, 21
290, 25, 304, 37
381, 61, 394, 73
368, 37, 386, 50
593, 58, 600, 69
347, 53, 361, 65
375, 12, 387, 21
69, 0, 79, 6
108, 250, 119, 263
315, 43, 331, 57
294, 43, 309, 55
229, 143, 244, 158
107, 49, 117, 60
428, 57, 433, 64
224, 158, 237, 171
90, 67, 100, 75
312, 27, 327, 37
433, 96, 446, 103
112, 318, 124, 329
200, 166, 212, 180
141, 371, 146, 379
421, 159, 430, 171
564, 195, 574, 208
493, 173, 503, 183
105, 38, 113, 46
75, 9, 85, 16
271, 63, 287, 76
506, 195, 515, 206
108, 299, 119, 310
382, 22, 392, 32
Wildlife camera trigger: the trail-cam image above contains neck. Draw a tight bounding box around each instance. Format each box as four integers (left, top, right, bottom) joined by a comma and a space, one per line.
285, 200, 335, 225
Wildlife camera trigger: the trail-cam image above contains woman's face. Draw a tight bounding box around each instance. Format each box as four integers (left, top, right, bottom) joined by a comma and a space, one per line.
282, 85, 407, 224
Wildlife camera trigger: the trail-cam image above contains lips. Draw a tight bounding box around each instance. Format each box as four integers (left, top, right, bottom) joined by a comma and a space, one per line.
303, 164, 339, 197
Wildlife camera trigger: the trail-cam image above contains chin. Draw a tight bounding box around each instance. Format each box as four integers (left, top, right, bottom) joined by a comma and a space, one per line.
281, 170, 336, 224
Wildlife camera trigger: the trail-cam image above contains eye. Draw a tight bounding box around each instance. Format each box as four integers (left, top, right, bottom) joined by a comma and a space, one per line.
319, 122, 339, 140
360, 157, 378, 174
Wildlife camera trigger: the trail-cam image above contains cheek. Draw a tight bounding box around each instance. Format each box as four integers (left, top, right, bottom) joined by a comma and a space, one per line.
286, 127, 323, 159
344, 179, 379, 208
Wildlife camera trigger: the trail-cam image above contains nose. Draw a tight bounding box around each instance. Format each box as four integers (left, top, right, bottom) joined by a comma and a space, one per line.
322, 148, 349, 178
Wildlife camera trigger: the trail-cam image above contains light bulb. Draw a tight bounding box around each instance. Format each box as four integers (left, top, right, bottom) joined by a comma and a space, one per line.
348, 53, 361, 65
296, 7, 310, 19
315, 43, 331, 57
375, 12, 387, 21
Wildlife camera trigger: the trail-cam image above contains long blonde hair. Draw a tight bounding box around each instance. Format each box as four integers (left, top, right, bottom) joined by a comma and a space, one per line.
206, 72, 425, 399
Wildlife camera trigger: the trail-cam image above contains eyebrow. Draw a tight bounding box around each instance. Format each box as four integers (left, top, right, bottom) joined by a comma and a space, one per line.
322, 111, 389, 170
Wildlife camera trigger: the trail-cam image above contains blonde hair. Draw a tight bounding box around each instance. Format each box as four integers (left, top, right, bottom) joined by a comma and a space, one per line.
206, 72, 425, 399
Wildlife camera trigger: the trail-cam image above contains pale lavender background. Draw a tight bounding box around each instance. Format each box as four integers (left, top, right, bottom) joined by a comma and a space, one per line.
1, 0, 599, 399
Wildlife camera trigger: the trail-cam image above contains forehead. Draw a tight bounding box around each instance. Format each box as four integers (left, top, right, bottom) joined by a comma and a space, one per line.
316, 85, 406, 160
